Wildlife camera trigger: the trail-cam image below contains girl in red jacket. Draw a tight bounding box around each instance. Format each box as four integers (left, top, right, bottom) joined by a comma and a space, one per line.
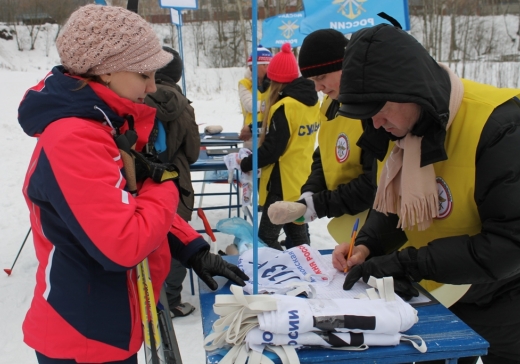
18, 5, 246, 364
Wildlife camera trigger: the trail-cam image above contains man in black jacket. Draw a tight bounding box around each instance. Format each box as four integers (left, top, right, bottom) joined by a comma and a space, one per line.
334, 21, 520, 364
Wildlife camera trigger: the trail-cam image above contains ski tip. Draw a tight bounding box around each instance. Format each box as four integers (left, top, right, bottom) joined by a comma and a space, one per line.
4, 269, 12, 276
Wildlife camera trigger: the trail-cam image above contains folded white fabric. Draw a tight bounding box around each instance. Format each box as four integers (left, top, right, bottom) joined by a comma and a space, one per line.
237, 245, 336, 295
247, 327, 397, 351
258, 293, 418, 335
246, 328, 426, 354
205, 279, 426, 364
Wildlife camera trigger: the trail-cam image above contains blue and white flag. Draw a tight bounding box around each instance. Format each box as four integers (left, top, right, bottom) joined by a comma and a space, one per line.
301, 0, 410, 35
261, 11, 306, 48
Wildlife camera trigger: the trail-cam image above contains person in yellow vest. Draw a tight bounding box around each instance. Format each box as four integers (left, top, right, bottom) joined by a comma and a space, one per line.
267, 29, 376, 246
334, 19, 520, 364
239, 43, 320, 250
238, 45, 272, 144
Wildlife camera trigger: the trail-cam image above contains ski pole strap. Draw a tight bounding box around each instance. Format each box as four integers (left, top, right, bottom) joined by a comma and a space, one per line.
400, 334, 428, 353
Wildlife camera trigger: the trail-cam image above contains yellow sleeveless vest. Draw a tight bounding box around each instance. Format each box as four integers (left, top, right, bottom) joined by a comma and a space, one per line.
239, 78, 269, 126
318, 96, 369, 243
377, 79, 520, 294
259, 97, 320, 206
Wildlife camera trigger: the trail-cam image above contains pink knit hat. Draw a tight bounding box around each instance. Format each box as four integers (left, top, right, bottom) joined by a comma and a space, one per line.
267, 43, 299, 83
56, 4, 172, 75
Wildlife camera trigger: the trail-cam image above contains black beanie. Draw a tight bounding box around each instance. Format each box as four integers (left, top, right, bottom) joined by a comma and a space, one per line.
298, 29, 348, 78
156, 46, 183, 83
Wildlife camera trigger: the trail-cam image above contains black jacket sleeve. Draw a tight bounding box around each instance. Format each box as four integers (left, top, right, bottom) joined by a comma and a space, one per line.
311, 149, 376, 218
240, 106, 290, 172
355, 210, 407, 258
300, 147, 327, 194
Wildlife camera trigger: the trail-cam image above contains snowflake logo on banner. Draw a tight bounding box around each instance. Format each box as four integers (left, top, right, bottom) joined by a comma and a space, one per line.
333, 0, 368, 20
279, 20, 300, 39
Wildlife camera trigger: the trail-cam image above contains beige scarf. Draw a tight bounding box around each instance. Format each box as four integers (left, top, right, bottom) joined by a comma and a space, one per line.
373, 63, 464, 231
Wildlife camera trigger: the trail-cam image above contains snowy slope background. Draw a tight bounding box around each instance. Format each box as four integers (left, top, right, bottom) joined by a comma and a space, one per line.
1, 14, 517, 363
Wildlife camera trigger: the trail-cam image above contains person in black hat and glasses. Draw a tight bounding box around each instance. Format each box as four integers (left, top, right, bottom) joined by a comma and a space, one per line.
333, 18, 520, 364
267, 29, 376, 245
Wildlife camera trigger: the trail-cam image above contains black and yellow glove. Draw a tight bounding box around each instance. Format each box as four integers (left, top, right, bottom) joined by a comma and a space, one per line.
131, 150, 180, 183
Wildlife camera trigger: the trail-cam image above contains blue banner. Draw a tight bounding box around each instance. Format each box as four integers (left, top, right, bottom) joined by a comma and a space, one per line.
260, 11, 306, 48
300, 0, 409, 35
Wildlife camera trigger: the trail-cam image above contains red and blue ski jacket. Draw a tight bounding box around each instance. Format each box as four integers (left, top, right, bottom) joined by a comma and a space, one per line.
18, 66, 207, 362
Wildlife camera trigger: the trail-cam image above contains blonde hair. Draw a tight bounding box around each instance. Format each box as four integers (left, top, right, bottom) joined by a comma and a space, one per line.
74, 74, 106, 90
260, 81, 286, 145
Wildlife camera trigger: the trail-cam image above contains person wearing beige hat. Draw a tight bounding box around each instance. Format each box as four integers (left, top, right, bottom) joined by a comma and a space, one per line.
239, 43, 320, 250
17, 4, 247, 364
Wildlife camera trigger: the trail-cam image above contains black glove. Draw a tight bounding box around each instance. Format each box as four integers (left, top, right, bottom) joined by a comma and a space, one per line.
131, 150, 180, 183
343, 247, 422, 301
188, 249, 250, 291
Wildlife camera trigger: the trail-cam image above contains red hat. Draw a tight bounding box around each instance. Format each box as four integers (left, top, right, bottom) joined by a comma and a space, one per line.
267, 43, 299, 83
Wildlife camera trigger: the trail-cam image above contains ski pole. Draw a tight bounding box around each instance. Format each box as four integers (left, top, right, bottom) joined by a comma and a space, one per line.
4, 227, 32, 276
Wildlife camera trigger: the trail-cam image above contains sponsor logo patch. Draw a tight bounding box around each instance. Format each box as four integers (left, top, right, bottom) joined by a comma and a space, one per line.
436, 177, 453, 219
336, 133, 349, 163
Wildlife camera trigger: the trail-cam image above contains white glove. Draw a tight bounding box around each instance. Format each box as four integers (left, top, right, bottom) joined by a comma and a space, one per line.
301, 195, 318, 223
299, 191, 314, 200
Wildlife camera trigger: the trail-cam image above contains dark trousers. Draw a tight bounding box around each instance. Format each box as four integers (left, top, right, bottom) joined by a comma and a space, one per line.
284, 224, 310, 249
36, 352, 137, 364
449, 295, 520, 364
415, 291, 520, 364
164, 257, 187, 310
259, 192, 310, 250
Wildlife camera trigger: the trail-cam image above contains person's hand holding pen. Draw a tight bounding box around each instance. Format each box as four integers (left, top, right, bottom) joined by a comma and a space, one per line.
332, 220, 370, 273
343, 219, 359, 273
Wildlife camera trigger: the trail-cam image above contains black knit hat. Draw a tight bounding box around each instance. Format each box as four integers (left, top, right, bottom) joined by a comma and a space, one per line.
156, 46, 183, 83
298, 29, 348, 78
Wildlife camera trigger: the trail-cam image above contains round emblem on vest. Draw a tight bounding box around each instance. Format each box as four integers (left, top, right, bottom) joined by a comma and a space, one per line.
335, 133, 350, 163
436, 177, 453, 219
